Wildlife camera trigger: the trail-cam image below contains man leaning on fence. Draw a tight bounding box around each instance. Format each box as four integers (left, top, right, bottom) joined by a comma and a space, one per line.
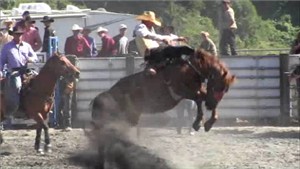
56, 55, 78, 131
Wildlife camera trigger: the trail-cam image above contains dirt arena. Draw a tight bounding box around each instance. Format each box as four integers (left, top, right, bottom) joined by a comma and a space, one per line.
0, 126, 299, 169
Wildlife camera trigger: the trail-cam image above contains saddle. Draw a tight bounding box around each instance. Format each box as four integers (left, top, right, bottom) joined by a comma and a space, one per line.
0, 69, 38, 118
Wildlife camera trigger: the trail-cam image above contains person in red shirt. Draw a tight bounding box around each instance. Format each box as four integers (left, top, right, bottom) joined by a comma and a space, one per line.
64, 24, 91, 57
97, 27, 116, 57
21, 16, 42, 51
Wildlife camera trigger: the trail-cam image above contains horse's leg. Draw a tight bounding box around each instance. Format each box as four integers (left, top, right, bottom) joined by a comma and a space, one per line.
43, 113, 52, 153
192, 100, 204, 131
204, 109, 218, 132
0, 132, 3, 145
35, 123, 43, 154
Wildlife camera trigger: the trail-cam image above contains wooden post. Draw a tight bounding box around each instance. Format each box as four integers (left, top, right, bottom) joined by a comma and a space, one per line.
279, 54, 290, 125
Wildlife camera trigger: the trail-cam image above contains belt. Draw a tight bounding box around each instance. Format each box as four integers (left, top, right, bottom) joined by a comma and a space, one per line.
11, 67, 27, 71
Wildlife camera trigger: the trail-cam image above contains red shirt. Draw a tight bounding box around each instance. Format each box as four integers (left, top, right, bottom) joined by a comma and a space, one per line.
98, 34, 116, 57
64, 35, 91, 57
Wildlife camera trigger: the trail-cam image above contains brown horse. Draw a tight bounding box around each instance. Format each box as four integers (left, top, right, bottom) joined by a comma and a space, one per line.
91, 46, 236, 132
0, 53, 80, 153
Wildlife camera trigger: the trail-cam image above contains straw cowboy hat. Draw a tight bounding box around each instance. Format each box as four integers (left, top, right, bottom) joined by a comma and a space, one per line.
41, 16, 54, 23
2, 18, 15, 24
97, 26, 108, 33
201, 31, 210, 37
72, 24, 83, 31
136, 11, 161, 26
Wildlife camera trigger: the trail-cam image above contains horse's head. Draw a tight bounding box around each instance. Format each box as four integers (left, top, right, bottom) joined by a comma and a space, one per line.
192, 48, 236, 110
46, 53, 80, 80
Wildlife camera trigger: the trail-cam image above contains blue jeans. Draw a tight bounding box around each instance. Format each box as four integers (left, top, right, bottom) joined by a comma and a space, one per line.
4, 71, 22, 128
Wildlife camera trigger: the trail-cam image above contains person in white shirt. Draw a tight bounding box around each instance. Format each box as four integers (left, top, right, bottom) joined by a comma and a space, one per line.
219, 0, 238, 56
113, 24, 129, 55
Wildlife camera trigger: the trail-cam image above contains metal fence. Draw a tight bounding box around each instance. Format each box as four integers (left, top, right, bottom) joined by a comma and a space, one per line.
74, 54, 297, 127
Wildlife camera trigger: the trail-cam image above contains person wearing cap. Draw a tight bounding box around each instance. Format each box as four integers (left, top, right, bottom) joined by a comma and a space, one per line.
113, 24, 129, 55
199, 31, 217, 57
134, 11, 186, 75
41, 16, 56, 55
219, 0, 238, 56
82, 27, 98, 57
0, 26, 38, 128
0, 18, 15, 50
64, 24, 91, 57
97, 26, 116, 57
22, 16, 42, 52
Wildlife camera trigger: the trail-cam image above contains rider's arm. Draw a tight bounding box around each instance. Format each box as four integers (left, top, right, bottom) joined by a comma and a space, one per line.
26, 42, 38, 63
135, 24, 166, 41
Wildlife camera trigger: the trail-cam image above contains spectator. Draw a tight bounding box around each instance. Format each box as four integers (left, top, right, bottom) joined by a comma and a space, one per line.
22, 16, 42, 51
0, 18, 15, 50
15, 11, 30, 29
290, 32, 300, 54
199, 31, 217, 56
219, 0, 238, 56
64, 24, 91, 57
82, 27, 98, 57
57, 56, 78, 131
162, 25, 187, 46
113, 24, 129, 55
40, 16, 56, 56
97, 27, 116, 57
0, 26, 38, 128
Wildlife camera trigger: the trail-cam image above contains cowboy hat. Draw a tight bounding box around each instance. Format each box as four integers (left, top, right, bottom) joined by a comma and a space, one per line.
9, 26, 24, 35
72, 24, 83, 31
97, 26, 108, 33
2, 18, 15, 24
136, 11, 161, 26
119, 24, 127, 29
200, 31, 210, 37
41, 16, 54, 23
24, 16, 35, 24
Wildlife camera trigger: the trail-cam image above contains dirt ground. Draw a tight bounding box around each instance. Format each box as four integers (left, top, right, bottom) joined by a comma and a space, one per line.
0, 126, 299, 169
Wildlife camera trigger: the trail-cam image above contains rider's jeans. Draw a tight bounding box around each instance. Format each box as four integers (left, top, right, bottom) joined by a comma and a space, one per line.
4, 71, 22, 120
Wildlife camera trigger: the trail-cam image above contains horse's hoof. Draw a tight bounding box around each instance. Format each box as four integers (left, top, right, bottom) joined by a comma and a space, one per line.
189, 131, 195, 136
204, 122, 212, 132
44, 144, 52, 153
37, 148, 44, 155
192, 124, 200, 131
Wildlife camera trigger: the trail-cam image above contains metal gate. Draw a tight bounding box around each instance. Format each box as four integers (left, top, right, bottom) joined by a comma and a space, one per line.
74, 55, 295, 126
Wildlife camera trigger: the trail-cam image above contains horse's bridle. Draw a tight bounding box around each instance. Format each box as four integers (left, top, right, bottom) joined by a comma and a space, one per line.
181, 54, 203, 79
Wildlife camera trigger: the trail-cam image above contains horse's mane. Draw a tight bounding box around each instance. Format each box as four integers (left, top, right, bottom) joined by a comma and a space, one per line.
194, 48, 235, 85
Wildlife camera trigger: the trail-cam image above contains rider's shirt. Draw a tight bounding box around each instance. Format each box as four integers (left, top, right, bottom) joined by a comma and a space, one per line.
0, 40, 38, 71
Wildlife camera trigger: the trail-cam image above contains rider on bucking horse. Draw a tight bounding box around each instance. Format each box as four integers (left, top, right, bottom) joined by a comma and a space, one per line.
0, 26, 38, 128
133, 11, 187, 75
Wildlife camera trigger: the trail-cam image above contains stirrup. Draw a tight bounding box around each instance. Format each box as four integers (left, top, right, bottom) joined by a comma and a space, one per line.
146, 68, 157, 76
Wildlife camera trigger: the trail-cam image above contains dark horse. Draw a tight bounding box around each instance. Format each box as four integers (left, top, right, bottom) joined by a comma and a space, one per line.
91, 46, 236, 132
0, 53, 80, 153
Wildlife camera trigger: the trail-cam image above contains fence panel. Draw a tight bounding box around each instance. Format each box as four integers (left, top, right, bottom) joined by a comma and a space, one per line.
75, 55, 290, 126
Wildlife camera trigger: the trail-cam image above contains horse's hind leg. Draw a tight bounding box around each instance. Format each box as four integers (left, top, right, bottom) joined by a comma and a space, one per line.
204, 109, 218, 132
